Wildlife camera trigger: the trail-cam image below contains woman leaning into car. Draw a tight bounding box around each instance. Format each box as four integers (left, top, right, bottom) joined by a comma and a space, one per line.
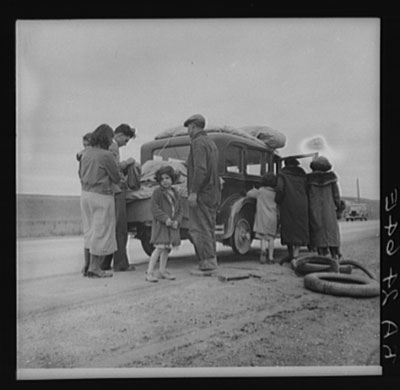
79, 124, 121, 278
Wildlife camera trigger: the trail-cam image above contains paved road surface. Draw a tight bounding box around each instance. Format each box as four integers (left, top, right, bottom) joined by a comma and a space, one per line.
16, 220, 379, 281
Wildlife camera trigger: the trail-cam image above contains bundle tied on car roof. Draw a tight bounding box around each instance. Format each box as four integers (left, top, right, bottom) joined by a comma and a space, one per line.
238, 126, 286, 149
154, 124, 286, 149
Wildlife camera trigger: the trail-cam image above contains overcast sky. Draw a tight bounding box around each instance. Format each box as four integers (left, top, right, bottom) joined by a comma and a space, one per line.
16, 18, 380, 199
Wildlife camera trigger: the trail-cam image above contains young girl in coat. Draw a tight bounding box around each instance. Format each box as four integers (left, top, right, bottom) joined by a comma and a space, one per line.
146, 165, 183, 282
246, 172, 278, 264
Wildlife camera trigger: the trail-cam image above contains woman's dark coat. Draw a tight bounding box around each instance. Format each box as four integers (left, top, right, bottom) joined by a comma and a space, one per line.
150, 186, 184, 246
275, 166, 309, 246
307, 170, 341, 248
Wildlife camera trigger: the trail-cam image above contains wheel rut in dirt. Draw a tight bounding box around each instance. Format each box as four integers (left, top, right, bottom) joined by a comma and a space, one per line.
86, 296, 316, 368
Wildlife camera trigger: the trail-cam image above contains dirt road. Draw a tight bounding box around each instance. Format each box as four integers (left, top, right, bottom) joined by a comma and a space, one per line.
17, 221, 381, 378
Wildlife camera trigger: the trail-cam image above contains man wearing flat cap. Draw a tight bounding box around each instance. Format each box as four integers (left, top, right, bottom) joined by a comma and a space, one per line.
185, 114, 221, 275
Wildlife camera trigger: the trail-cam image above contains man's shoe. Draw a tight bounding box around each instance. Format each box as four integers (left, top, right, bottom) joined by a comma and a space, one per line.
87, 270, 113, 278
199, 257, 218, 270
115, 264, 136, 272
159, 271, 176, 280
190, 268, 218, 277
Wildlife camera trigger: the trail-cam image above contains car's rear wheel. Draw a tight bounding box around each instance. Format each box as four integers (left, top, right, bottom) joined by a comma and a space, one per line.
230, 215, 253, 255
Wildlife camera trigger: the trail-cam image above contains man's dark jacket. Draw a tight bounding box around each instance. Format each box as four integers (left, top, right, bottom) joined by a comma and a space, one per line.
187, 131, 221, 208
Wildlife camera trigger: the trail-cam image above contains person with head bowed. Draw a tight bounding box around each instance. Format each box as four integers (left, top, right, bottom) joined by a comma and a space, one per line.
185, 114, 221, 276
145, 165, 183, 282
101, 123, 137, 272
275, 157, 310, 264
306, 156, 342, 260
79, 124, 121, 278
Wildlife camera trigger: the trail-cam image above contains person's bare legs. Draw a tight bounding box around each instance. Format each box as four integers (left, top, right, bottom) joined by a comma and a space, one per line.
82, 248, 90, 276
159, 249, 175, 280
146, 248, 161, 282
293, 245, 300, 259
268, 237, 275, 263
260, 239, 267, 264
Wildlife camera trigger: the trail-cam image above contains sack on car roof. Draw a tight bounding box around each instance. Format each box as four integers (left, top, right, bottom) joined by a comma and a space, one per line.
239, 126, 286, 149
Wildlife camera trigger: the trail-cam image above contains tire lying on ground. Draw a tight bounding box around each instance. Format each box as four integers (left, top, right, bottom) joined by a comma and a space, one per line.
304, 272, 380, 298
339, 259, 376, 280
291, 256, 340, 275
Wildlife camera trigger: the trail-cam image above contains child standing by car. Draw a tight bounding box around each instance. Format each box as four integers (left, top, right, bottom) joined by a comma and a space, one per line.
246, 172, 278, 264
146, 165, 184, 282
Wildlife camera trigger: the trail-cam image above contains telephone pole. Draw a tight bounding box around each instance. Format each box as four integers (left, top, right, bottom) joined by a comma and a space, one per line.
356, 178, 360, 203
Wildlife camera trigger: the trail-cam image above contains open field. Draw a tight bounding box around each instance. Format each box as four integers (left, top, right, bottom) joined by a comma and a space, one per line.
17, 194, 83, 237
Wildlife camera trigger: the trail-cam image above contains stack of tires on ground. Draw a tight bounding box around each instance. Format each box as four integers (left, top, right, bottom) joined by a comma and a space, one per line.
291, 256, 379, 298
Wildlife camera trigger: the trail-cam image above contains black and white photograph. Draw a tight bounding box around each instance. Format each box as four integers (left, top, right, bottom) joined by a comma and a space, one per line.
16, 18, 384, 379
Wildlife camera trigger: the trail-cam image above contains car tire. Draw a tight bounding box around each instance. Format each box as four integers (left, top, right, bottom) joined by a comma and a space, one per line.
339, 259, 376, 280
230, 213, 253, 255
291, 255, 339, 275
304, 272, 380, 298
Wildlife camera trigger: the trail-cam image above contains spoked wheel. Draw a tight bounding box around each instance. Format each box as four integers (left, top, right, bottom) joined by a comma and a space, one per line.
230, 217, 253, 255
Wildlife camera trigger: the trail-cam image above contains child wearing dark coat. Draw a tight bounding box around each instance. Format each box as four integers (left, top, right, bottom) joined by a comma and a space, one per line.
146, 166, 183, 282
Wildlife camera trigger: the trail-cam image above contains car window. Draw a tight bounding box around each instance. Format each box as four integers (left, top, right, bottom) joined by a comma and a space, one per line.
153, 145, 190, 162
246, 149, 264, 176
225, 145, 243, 173
272, 155, 280, 174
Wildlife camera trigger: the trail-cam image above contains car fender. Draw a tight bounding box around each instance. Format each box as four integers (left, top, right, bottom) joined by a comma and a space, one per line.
218, 195, 256, 240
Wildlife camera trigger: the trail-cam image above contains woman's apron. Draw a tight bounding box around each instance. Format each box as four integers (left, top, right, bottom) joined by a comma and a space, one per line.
80, 190, 117, 256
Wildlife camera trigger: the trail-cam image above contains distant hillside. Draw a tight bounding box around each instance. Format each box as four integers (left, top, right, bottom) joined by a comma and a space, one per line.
17, 194, 82, 221
17, 194, 83, 238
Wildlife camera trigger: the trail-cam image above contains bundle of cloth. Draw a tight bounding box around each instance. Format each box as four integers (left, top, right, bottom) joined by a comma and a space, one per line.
239, 126, 286, 149
126, 159, 188, 203
155, 124, 259, 142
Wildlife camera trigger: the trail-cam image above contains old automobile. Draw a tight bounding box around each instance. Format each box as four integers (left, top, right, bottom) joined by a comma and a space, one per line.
126, 126, 316, 256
